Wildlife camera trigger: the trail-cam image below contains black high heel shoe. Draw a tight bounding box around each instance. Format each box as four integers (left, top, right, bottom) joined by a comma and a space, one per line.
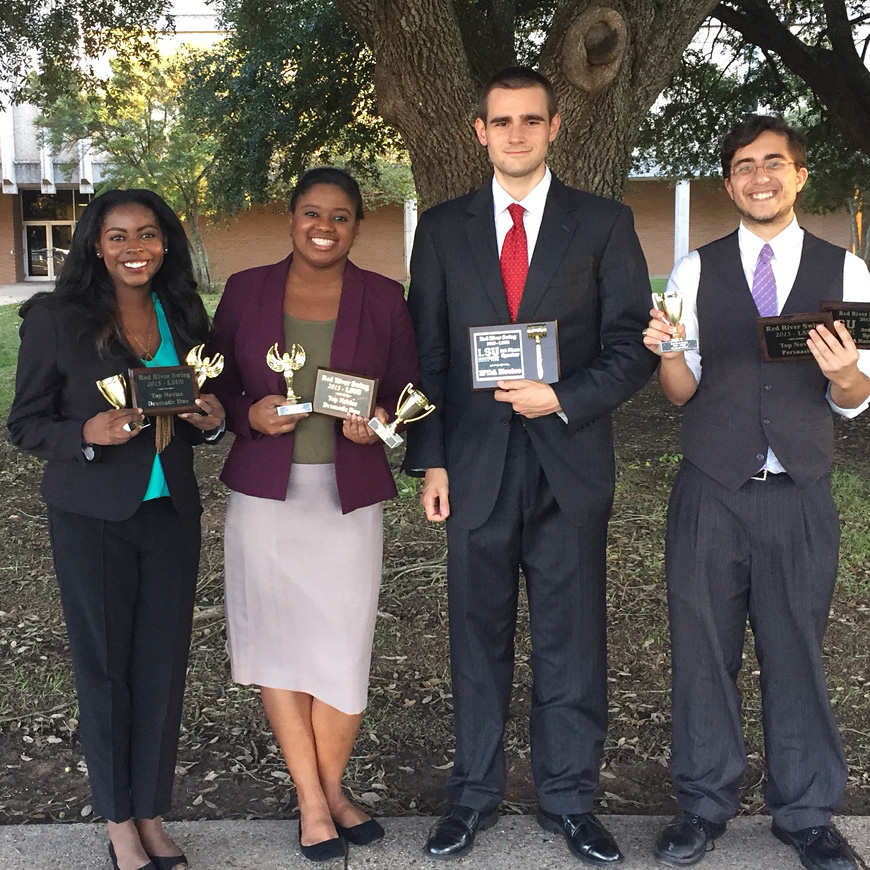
334, 818, 385, 845
147, 854, 188, 870
298, 820, 346, 863
108, 842, 156, 870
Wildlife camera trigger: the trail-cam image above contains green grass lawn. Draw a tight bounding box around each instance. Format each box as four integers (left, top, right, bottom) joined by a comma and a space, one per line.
0, 303, 21, 418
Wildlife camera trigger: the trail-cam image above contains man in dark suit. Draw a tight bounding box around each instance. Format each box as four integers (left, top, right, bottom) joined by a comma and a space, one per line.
404, 67, 656, 864
645, 115, 870, 870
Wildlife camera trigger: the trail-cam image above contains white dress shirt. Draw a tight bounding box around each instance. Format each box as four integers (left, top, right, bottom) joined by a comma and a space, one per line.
666, 217, 870, 472
493, 167, 552, 261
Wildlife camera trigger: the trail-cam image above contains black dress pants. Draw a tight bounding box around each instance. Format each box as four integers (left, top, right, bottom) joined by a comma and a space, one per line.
666, 461, 846, 831
445, 419, 610, 814
47, 498, 201, 822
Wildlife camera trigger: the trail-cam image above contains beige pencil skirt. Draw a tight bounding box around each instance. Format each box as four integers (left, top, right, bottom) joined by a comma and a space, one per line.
223, 462, 383, 714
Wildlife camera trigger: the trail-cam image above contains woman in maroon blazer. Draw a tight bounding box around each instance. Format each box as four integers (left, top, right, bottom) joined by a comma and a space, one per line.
209, 168, 418, 862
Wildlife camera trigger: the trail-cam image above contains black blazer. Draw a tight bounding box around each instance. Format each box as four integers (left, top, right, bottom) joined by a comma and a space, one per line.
7, 299, 209, 521
404, 175, 657, 528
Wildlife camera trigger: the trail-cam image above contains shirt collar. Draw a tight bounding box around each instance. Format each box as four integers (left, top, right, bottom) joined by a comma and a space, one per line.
738, 215, 803, 262
492, 166, 552, 217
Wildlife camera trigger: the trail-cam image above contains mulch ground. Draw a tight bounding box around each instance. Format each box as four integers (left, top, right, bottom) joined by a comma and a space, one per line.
2, 381, 870, 825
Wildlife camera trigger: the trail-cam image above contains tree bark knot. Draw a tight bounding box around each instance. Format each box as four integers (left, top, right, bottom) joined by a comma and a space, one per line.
562, 5, 627, 95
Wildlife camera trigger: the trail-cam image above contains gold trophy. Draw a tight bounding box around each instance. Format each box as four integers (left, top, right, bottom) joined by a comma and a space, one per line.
266, 342, 313, 415
96, 374, 148, 430
652, 289, 698, 353
527, 323, 548, 379
186, 344, 225, 388
368, 382, 436, 449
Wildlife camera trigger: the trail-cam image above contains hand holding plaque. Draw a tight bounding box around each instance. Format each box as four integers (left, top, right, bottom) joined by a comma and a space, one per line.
267, 342, 313, 415
368, 382, 436, 449
652, 289, 698, 353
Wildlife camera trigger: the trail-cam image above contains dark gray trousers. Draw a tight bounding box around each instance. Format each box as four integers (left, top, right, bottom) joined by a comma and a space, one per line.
666, 461, 846, 831
445, 419, 609, 814
48, 498, 200, 822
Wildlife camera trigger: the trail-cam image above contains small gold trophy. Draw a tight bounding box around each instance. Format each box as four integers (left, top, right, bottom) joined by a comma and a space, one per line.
368, 382, 436, 449
652, 289, 698, 353
96, 374, 148, 431
186, 344, 225, 388
527, 323, 548, 379
267, 342, 313, 415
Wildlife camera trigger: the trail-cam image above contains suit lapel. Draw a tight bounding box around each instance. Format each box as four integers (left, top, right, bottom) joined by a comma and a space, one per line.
516, 177, 577, 322
464, 185, 511, 322
331, 260, 364, 371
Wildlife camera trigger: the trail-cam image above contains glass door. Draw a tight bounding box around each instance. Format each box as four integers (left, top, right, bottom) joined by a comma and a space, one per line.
24, 222, 73, 279
25, 225, 49, 278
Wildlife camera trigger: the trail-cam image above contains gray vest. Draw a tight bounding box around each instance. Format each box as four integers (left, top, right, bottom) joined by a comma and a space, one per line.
681, 230, 845, 490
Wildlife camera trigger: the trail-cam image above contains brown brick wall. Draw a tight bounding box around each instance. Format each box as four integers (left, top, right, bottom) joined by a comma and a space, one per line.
199, 201, 407, 285
0, 194, 23, 283
625, 178, 855, 277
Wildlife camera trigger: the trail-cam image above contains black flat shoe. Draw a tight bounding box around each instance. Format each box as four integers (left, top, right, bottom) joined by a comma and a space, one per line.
108, 842, 156, 870
334, 817, 385, 845
654, 811, 726, 866
537, 809, 623, 865
423, 804, 498, 860
298, 821, 347, 863
772, 822, 856, 870
148, 854, 188, 870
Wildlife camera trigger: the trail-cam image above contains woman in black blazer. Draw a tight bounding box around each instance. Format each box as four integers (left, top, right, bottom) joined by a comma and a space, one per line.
7, 190, 224, 870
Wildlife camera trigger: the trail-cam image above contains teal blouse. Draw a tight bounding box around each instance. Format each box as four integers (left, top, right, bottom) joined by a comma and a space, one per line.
141, 295, 177, 501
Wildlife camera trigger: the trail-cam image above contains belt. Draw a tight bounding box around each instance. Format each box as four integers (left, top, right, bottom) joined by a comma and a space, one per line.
750, 468, 789, 482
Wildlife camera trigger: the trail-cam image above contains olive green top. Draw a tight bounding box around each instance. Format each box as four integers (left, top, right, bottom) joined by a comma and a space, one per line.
284, 314, 337, 465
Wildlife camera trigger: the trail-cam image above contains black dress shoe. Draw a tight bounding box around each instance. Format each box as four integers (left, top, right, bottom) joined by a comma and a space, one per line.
297, 821, 346, 863
772, 822, 857, 870
424, 805, 499, 860
334, 817, 385, 845
654, 812, 726, 866
537, 809, 623, 865
108, 843, 156, 870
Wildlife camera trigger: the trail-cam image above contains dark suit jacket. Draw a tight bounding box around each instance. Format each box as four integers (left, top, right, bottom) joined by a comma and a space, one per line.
404, 175, 657, 528
7, 299, 209, 521
209, 256, 419, 514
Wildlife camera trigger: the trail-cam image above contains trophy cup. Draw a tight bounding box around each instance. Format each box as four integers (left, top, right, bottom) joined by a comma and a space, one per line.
652, 289, 698, 353
96, 374, 148, 430
267, 342, 313, 415
527, 323, 548, 379
368, 382, 436, 449
186, 344, 225, 388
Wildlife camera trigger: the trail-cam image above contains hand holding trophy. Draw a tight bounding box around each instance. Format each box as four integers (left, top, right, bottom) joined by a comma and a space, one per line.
651, 288, 698, 353
266, 343, 313, 415
369, 382, 436, 449
95, 374, 149, 431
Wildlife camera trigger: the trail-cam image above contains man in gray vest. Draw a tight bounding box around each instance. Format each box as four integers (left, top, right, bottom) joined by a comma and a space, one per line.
644, 114, 870, 870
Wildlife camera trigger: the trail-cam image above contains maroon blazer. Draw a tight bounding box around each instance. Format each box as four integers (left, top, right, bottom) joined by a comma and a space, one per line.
209, 256, 419, 513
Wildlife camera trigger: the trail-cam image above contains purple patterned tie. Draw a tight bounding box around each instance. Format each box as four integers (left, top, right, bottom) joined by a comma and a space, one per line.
751, 244, 777, 317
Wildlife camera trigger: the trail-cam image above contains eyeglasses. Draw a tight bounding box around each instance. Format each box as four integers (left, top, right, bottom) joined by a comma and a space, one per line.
730, 159, 796, 178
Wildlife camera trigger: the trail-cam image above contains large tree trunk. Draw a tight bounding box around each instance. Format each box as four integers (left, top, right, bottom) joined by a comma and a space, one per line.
336, 0, 719, 208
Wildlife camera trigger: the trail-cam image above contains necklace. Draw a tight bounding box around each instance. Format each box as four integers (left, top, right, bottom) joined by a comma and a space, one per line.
122, 305, 157, 361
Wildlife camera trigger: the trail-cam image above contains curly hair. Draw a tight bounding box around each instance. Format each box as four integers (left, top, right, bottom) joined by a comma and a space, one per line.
720, 114, 807, 179
21, 189, 209, 353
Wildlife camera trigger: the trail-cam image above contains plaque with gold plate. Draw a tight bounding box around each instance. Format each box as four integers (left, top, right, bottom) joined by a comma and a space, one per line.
468, 320, 560, 390
368, 382, 436, 449
819, 300, 870, 349
312, 368, 379, 419
756, 311, 836, 362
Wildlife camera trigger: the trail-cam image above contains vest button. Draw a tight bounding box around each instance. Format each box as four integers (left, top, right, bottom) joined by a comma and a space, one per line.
762, 418, 771, 425
764, 383, 773, 391
756, 453, 765, 461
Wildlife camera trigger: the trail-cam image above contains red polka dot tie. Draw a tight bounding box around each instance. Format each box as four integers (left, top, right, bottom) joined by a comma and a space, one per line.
501, 203, 528, 322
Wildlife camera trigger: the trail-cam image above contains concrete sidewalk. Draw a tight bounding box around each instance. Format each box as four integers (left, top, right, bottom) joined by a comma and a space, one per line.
1, 815, 867, 869
0, 282, 47, 305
